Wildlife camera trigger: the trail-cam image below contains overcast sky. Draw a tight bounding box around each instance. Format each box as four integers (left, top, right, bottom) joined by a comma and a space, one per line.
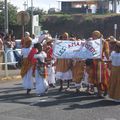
9, 0, 59, 11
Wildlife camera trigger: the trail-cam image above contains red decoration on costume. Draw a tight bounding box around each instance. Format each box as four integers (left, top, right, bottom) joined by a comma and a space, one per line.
28, 48, 37, 64
28, 48, 38, 75
47, 46, 53, 60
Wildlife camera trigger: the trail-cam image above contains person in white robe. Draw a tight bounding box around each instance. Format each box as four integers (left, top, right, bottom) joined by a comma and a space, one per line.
34, 43, 48, 96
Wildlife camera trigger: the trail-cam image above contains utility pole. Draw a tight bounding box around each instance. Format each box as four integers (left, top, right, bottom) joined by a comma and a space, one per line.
4, 0, 8, 34
23, 1, 27, 11
26, 0, 28, 9
31, 0, 33, 35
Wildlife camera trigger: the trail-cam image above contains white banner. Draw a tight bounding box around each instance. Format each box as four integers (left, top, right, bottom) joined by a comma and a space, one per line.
53, 39, 102, 59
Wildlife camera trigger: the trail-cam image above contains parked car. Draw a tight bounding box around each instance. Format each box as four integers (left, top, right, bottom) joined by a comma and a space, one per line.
14, 39, 22, 68
15, 39, 21, 49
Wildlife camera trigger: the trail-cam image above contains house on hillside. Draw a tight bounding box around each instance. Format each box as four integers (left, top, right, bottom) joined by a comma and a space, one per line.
58, 0, 110, 14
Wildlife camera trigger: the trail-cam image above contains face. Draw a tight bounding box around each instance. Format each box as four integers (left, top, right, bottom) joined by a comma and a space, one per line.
47, 41, 52, 46
92, 34, 98, 40
62, 34, 68, 40
7, 35, 11, 41
43, 44, 47, 51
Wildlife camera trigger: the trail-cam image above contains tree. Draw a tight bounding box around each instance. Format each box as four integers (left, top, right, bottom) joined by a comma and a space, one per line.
0, 1, 17, 28
0, 1, 5, 30
8, 2, 17, 25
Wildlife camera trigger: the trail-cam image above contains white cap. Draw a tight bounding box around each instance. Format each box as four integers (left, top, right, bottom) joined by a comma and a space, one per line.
25, 32, 30, 37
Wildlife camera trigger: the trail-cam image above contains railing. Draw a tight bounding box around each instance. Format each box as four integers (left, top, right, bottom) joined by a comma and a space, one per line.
0, 49, 21, 77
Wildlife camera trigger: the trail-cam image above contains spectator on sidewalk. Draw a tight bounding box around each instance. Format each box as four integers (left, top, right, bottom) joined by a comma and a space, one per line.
4, 34, 16, 69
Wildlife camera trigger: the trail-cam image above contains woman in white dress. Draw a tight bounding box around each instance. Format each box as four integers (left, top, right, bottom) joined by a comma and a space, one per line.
34, 43, 48, 96
108, 41, 120, 102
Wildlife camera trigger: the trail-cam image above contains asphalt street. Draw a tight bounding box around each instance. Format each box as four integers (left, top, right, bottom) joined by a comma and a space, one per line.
0, 79, 120, 120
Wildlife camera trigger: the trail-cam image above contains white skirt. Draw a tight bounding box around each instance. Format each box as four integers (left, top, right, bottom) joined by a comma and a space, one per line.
56, 69, 72, 81
35, 69, 48, 94
22, 67, 34, 89
5, 48, 16, 64
47, 66, 56, 84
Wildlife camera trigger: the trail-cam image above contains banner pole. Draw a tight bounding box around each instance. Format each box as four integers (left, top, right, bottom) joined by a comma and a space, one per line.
52, 35, 58, 58
100, 37, 103, 85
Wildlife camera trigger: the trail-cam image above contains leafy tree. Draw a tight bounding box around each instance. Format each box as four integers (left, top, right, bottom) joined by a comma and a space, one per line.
8, 2, 17, 25
0, 1, 17, 26
0, 1, 5, 29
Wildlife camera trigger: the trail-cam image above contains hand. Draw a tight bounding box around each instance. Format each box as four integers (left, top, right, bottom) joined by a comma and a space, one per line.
96, 59, 102, 62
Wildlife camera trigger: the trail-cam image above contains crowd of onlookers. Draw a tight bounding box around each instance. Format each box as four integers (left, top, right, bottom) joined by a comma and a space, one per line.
0, 30, 19, 70
0, 30, 39, 70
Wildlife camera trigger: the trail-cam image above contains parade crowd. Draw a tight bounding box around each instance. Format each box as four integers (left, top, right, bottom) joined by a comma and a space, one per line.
0, 31, 30, 70
1, 30, 120, 102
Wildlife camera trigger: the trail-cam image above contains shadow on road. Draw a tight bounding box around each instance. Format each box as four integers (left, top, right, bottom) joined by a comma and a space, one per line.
63, 100, 120, 110
0, 83, 120, 109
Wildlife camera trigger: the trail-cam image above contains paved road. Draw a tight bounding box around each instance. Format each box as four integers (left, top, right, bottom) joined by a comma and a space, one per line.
0, 80, 120, 120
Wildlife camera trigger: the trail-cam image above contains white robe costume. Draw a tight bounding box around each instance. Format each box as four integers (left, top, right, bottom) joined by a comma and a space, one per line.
21, 47, 34, 89
34, 51, 48, 95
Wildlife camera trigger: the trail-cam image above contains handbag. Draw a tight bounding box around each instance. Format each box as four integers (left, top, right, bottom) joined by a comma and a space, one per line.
16, 55, 23, 68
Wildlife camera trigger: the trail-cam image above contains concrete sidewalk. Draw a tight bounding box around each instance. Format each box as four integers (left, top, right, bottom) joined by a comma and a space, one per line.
0, 75, 21, 83
0, 69, 21, 82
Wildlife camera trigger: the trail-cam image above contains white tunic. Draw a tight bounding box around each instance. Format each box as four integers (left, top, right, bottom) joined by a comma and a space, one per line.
21, 48, 31, 58
110, 51, 120, 66
21, 47, 34, 89
47, 59, 56, 84
5, 47, 16, 65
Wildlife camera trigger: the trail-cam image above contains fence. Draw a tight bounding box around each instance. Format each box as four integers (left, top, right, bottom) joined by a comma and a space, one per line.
0, 49, 21, 77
